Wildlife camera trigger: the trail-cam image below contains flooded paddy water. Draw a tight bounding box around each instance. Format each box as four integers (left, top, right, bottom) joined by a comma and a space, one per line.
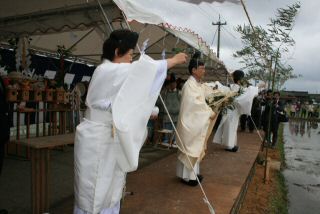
283, 120, 320, 214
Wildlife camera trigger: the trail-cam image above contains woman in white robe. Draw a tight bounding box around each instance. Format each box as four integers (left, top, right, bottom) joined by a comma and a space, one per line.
74, 29, 187, 214
213, 70, 258, 152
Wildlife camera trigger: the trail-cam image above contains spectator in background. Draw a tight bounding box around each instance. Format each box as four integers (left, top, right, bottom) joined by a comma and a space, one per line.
240, 114, 248, 132
301, 102, 307, 118
146, 106, 160, 144
315, 105, 320, 118
290, 102, 296, 117
176, 77, 185, 94
307, 102, 314, 118
263, 91, 284, 148
248, 95, 263, 132
260, 90, 272, 129
161, 73, 181, 147
296, 101, 301, 117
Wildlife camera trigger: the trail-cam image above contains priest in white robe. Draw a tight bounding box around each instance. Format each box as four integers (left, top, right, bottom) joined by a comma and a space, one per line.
213, 70, 258, 152
74, 29, 187, 214
176, 53, 217, 186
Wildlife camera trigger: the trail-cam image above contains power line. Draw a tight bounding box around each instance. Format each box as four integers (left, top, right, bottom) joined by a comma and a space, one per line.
211, 28, 218, 46
221, 25, 237, 39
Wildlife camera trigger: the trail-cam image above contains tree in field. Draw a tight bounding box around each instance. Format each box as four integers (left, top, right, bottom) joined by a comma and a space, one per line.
234, 2, 301, 89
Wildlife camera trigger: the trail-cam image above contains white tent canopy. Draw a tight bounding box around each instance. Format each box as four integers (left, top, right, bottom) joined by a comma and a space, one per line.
0, 0, 235, 82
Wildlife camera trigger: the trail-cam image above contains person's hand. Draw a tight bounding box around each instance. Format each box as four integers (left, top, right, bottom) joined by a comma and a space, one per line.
173, 52, 188, 64
167, 53, 188, 69
210, 112, 217, 120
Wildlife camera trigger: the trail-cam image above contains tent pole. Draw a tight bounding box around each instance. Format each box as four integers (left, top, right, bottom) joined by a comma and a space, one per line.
67, 28, 95, 51
96, 0, 114, 34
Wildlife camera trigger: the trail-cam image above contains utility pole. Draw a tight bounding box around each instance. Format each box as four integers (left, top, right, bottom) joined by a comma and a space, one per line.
212, 15, 227, 59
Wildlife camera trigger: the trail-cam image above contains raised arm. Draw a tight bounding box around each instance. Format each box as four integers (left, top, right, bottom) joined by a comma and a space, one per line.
149, 53, 187, 96
166, 53, 188, 69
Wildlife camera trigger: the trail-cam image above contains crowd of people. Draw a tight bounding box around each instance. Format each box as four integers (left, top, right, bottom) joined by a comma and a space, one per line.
239, 89, 288, 148
286, 101, 320, 119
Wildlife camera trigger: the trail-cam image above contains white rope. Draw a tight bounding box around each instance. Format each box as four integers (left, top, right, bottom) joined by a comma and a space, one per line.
96, 0, 114, 33
249, 115, 264, 142
159, 95, 215, 214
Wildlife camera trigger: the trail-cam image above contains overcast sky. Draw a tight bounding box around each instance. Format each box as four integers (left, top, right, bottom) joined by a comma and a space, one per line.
202, 0, 320, 93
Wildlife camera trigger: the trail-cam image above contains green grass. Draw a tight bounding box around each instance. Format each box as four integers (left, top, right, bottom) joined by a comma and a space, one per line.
268, 124, 289, 214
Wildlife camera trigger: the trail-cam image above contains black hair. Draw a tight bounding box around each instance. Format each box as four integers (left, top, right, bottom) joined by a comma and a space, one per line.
232, 70, 245, 83
102, 29, 139, 61
169, 73, 176, 83
176, 78, 185, 90
188, 51, 205, 74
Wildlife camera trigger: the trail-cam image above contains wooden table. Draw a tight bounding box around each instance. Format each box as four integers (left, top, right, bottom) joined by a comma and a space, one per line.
11, 133, 75, 214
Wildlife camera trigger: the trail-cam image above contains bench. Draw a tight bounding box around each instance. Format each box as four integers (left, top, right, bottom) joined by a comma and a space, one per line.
11, 133, 75, 214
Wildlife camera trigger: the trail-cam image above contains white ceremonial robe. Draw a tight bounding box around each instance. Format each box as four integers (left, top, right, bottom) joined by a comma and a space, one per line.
74, 55, 167, 214
176, 76, 216, 179
176, 159, 200, 181
213, 84, 258, 149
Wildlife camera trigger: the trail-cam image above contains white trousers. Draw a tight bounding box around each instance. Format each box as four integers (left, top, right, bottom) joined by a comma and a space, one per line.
74, 202, 120, 214
176, 159, 200, 181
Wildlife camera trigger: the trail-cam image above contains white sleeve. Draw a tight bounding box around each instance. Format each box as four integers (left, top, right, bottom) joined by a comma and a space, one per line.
235, 86, 259, 115
149, 60, 167, 96
215, 81, 231, 93
90, 99, 111, 111
151, 106, 159, 116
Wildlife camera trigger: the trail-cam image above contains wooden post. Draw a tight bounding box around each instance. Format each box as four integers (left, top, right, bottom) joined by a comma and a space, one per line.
31, 148, 50, 214
43, 103, 47, 137
17, 110, 20, 156
26, 112, 31, 159
36, 103, 39, 137
53, 111, 57, 135
63, 111, 67, 134
59, 111, 63, 134
48, 109, 52, 136
26, 112, 30, 138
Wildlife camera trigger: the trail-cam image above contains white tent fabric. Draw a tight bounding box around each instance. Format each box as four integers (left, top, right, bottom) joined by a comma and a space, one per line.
0, 0, 231, 82
113, 0, 238, 61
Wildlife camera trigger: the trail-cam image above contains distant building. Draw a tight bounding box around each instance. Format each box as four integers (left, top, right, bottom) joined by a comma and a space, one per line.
281, 91, 320, 104
309, 94, 320, 103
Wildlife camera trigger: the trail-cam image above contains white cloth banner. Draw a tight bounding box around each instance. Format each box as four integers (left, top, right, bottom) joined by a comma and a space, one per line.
64, 73, 75, 85
113, 0, 239, 60
81, 75, 91, 82
44, 70, 56, 79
